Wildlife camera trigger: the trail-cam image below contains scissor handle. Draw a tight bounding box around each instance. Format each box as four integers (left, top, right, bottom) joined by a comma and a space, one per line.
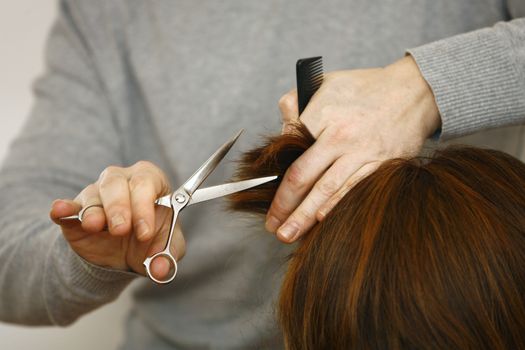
59, 204, 104, 222
143, 192, 185, 284
143, 249, 178, 284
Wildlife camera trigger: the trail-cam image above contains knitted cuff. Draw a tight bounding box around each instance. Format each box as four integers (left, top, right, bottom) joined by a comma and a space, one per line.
44, 234, 139, 325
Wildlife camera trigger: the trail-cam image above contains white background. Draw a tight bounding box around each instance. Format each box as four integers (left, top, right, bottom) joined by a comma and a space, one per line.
0, 1, 132, 349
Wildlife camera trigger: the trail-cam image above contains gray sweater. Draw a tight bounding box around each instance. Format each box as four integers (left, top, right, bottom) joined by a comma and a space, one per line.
1, 0, 524, 348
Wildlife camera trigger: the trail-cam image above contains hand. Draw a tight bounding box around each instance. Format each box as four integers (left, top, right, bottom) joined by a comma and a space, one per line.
49, 161, 186, 280
268, 55, 441, 242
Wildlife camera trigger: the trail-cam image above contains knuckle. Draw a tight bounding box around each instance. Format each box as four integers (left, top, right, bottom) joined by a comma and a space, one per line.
82, 183, 97, 195
133, 160, 154, 171
78, 183, 99, 202
295, 208, 314, 224
316, 179, 339, 198
316, 209, 327, 222
133, 161, 168, 190
128, 174, 150, 193
326, 124, 352, 144
106, 203, 130, 218
98, 176, 116, 190
154, 168, 169, 189
278, 93, 296, 114
270, 198, 291, 218
317, 198, 337, 221
99, 165, 121, 182
103, 165, 120, 176
285, 163, 307, 190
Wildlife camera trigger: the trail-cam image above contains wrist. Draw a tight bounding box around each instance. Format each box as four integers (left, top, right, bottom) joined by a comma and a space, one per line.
387, 55, 441, 139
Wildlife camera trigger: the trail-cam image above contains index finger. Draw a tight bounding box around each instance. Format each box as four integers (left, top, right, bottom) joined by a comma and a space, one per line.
265, 134, 339, 234
128, 161, 171, 242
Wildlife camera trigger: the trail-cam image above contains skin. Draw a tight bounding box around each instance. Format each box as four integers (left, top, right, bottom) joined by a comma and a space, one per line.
268, 55, 441, 242
49, 56, 438, 273
49, 161, 186, 280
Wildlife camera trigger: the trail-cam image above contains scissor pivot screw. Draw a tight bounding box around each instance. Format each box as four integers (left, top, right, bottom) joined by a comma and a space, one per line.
175, 194, 186, 203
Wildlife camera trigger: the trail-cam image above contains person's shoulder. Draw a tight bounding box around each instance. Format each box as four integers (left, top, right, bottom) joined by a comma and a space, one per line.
57, 0, 139, 54
61, 0, 129, 17
59, 0, 132, 35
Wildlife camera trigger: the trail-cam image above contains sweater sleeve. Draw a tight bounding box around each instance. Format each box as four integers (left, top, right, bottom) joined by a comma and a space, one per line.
0, 0, 137, 326
407, 18, 525, 140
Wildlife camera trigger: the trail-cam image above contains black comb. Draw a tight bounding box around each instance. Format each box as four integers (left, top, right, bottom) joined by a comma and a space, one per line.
296, 56, 324, 114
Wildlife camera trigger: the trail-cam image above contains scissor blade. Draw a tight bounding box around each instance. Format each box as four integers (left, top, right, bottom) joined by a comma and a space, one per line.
60, 214, 80, 221
188, 175, 278, 206
183, 130, 243, 196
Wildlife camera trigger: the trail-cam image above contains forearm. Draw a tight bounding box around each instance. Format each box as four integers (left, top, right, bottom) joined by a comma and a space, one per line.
0, 0, 138, 325
0, 174, 136, 326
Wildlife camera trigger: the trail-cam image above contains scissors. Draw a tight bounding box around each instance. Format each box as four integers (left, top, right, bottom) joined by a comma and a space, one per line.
61, 130, 277, 284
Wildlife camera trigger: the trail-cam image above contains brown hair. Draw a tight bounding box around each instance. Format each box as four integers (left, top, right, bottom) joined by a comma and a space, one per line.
229, 124, 525, 349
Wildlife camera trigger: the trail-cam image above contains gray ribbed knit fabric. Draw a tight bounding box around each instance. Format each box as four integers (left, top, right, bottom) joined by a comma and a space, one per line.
0, 0, 524, 348
409, 19, 525, 139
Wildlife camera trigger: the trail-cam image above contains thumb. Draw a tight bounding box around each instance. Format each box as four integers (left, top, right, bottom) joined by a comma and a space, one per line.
131, 211, 186, 281
50, 199, 81, 225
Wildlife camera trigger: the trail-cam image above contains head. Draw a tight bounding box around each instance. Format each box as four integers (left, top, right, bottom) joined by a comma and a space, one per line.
229, 124, 525, 349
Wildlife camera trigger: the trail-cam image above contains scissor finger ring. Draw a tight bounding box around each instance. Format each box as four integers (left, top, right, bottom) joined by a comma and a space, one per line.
77, 204, 104, 222
143, 250, 178, 284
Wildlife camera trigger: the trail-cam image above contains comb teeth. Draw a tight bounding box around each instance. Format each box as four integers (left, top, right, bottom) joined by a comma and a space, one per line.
296, 56, 324, 114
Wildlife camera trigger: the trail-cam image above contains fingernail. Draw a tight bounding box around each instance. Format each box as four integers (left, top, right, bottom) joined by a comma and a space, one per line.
136, 219, 150, 240
265, 215, 281, 233
111, 214, 125, 228
278, 222, 299, 242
